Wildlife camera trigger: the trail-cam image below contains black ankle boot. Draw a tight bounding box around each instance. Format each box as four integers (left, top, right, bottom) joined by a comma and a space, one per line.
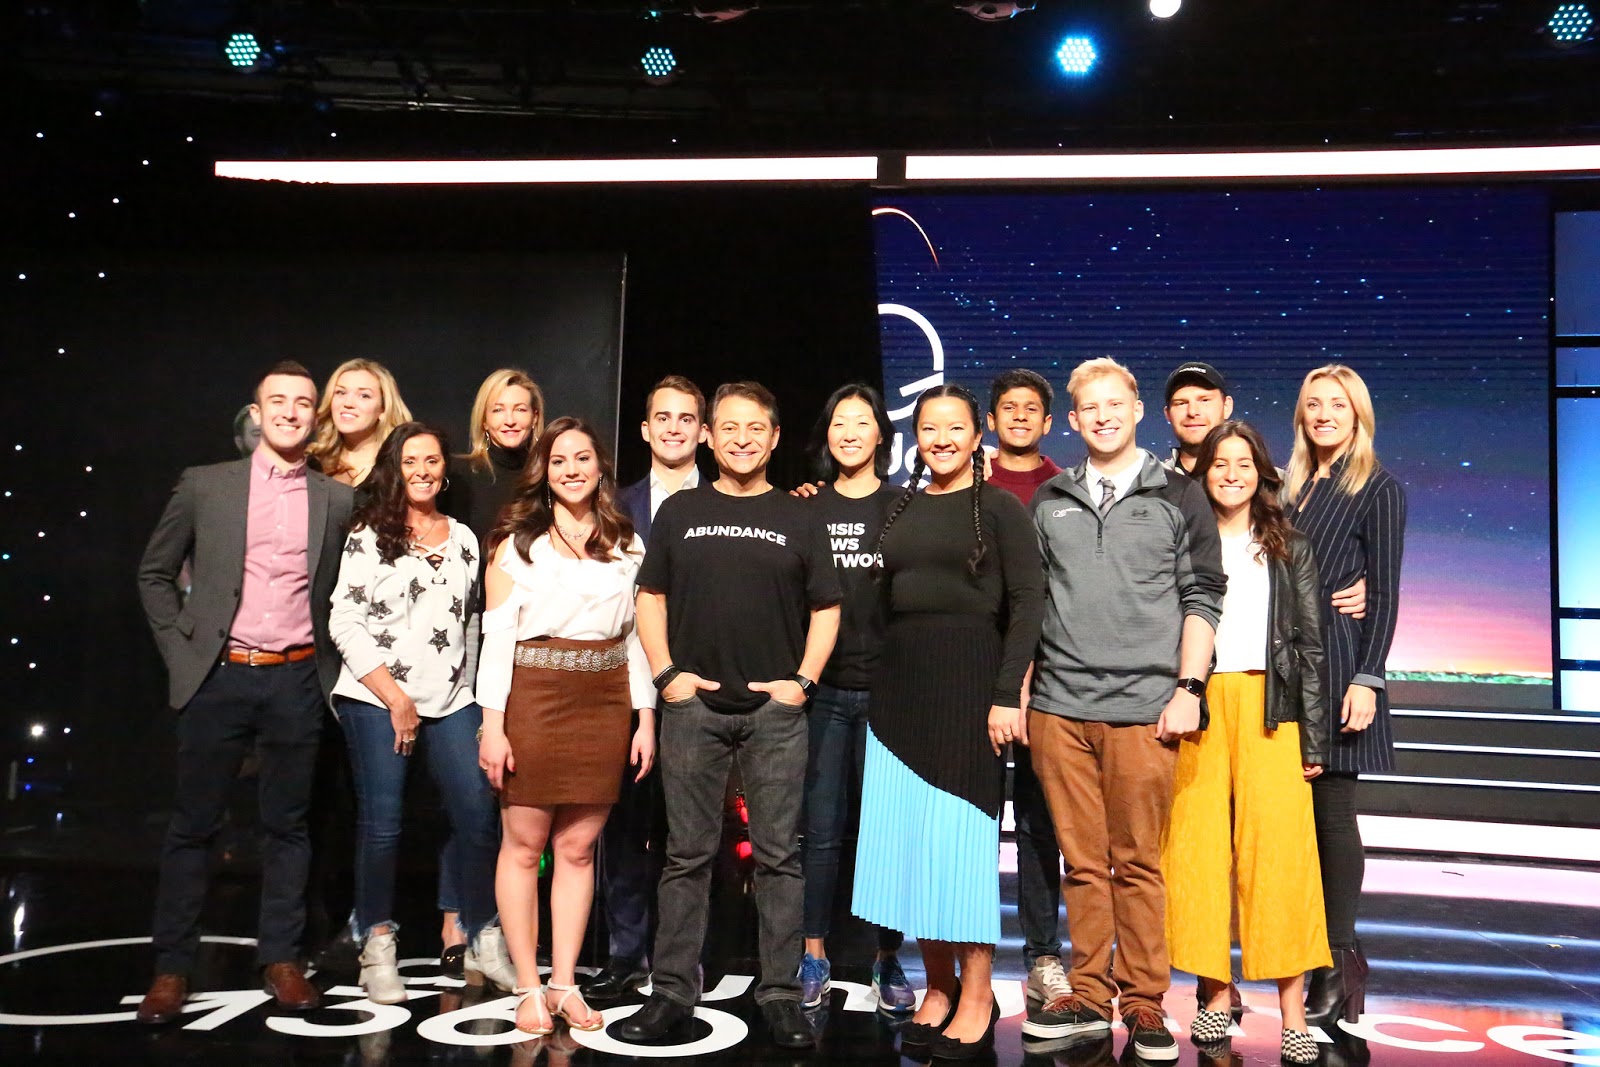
1306, 944, 1369, 1029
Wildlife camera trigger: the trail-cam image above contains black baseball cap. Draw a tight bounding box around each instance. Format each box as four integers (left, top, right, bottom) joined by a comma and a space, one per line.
1164, 362, 1229, 403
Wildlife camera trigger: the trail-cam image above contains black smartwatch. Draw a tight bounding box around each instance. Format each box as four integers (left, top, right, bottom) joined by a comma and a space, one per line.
1176, 677, 1206, 698
791, 674, 817, 700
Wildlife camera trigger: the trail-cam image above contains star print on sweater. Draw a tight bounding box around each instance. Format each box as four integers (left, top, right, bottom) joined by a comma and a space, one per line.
374, 629, 397, 650
345, 584, 367, 605
388, 661, 412, 683
450, 596, 464, 623
408, 577, 427, 604
430, 628, 451, 654
369, 599, 393, 619
344, 538, 365, 557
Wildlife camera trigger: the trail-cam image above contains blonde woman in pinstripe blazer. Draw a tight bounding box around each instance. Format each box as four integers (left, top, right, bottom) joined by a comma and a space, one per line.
1284, 364, 1407, 1031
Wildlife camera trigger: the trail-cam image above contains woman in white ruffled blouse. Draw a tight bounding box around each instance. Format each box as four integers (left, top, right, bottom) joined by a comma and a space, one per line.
477, 416, 656, 1035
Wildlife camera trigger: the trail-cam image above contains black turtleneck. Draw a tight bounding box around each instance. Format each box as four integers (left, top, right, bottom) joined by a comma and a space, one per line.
442, 442, 530, 549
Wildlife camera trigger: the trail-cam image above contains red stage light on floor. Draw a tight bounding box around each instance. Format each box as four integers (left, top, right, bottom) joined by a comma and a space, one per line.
736, 841, 753, 861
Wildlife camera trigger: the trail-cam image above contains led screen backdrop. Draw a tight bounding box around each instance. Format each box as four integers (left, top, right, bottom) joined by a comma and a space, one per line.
873, 188, 1552, 710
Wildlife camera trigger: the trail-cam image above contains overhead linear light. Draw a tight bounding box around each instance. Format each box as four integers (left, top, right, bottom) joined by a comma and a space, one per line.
214, 156, 881, 185
692, 3, 757, 21
1548, 2, 1594, 43
902, 143, 1600, 181
1054, 35, 1098, 76
1149, 0, 1182, 18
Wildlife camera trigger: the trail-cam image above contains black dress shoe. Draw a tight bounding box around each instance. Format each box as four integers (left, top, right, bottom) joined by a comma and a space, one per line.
1306, 944, 1369, 1030
584, 956, 648, 1001
927, 999, 1000, 1060
901, 980, 962, 1045
614, 994, 693, 1042
762, 998, 817, 1049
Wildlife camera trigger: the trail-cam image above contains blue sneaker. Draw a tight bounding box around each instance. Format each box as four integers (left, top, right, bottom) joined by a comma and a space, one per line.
799, 953, 831, 1008
871, 954, 916, 1014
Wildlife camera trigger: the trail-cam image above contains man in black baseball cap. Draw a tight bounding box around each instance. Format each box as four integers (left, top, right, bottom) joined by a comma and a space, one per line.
1162, 362, 1233, 478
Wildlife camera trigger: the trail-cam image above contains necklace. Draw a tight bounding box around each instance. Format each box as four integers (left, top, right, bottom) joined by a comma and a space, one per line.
410, 513, 444, 547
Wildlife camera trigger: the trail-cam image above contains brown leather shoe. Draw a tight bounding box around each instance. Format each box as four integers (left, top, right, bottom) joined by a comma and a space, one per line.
262, 962, 321, 1011
136, 973, 189, 1025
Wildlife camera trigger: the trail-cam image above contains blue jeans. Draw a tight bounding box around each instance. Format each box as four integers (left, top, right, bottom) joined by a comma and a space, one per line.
336, 698, 499, 942
1013, 743, 1065, 967
801, 685, 903, 953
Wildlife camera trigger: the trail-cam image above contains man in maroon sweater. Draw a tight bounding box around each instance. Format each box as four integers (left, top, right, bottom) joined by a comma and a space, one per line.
983, 368, 1070, 1021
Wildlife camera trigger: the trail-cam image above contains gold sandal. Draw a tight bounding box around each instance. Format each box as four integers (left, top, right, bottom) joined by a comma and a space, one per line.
546, 982, 605, 1032
513, 985, 554, 1036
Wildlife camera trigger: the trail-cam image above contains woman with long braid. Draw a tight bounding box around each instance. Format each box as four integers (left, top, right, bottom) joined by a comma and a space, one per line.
851, 384, 1045, 1060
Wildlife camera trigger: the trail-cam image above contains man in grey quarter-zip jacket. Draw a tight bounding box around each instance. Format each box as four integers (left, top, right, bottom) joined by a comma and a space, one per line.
1020, 357, 1225, 1061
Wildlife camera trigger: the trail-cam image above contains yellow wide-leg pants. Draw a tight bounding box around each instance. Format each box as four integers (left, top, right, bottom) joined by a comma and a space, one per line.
1162, 671, 1332, 982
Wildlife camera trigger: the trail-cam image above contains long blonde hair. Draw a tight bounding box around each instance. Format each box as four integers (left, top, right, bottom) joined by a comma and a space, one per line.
307, 359, 413, 481
463, 369, 545, 474
1284, 363, 1378, 504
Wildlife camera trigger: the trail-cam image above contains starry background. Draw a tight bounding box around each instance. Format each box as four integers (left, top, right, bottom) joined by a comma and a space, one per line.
873, 187, 1552, 688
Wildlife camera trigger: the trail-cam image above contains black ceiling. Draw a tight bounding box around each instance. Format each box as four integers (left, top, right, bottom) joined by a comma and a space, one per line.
10, 1, 1600, 152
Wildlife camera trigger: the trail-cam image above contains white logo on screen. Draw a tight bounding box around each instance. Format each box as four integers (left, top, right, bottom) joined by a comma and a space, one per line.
878, 302, 944, 481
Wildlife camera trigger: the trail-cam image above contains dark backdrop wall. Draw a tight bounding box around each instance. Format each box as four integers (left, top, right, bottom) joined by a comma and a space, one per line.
0, 95, 882, 820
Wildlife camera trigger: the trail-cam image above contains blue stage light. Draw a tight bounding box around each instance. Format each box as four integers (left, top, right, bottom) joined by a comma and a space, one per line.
224, 32, 263, 69
641, 45, 678, 80
1549, 3, 1594, 42
1055, 35, 1098, 76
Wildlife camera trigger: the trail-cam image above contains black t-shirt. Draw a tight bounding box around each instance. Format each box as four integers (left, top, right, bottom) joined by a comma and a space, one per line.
638, 484, 843, 712
810, 483, 899, 691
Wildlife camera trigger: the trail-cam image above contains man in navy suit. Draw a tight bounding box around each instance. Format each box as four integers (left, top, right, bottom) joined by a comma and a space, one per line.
135, 361, 355, 1023
586, 374, 708, 1001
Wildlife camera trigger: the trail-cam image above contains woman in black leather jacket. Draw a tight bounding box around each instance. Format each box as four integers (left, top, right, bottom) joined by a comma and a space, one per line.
1161, 420, 1329, 1066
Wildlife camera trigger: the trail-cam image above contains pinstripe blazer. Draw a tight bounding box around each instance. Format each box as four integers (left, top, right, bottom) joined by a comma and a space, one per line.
1290, 456, 1407, 775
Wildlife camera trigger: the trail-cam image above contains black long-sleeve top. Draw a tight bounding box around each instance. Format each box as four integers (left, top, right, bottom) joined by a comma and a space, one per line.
880, 483, 1046, 707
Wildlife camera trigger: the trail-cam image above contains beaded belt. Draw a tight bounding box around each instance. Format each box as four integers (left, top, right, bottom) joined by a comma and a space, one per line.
513, 642, 627, 672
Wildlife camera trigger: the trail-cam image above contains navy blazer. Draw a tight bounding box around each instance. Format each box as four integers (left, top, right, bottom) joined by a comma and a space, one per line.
137, 457, 355, 709
618, 476, 652, 546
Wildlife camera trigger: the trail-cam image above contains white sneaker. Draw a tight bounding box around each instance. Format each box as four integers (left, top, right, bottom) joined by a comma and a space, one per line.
465, 924, 518, 992
358, 931, 408, 1005
1025, 954, 1072, 1003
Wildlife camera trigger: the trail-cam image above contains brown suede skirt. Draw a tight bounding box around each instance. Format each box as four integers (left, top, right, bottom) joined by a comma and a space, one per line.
501, 636, 631, 808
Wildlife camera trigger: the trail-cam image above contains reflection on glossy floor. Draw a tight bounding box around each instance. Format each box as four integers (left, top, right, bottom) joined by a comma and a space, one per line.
1, 830, 1597, 1066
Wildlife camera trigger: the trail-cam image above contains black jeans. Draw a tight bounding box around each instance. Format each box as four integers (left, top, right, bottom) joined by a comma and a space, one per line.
599, 711, 666, 965
1311, 771, 1364, 949
1012, 742, 1065, 967
652, 694, 808, 1007
151, 659, 323, 973
801, 684, 902, 952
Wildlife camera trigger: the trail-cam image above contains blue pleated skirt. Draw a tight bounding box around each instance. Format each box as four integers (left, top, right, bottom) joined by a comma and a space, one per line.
850, 726, 1001, 944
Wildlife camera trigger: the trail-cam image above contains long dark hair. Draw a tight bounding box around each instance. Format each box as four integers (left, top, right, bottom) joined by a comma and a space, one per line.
349, 421, 452, 564
874, 383, 988, 578
807, 383, 896, 481
488, 416, 636, 564
1194, 419, 1293, 563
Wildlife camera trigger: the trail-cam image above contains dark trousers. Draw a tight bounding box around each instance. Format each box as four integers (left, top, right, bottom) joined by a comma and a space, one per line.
1012, 742, 1065, 967
801, 684, 902, 952
151, 659, 323, 974
652, 695, 807, 1007
599, 717, 665, 965
1311, 772, 1364, 949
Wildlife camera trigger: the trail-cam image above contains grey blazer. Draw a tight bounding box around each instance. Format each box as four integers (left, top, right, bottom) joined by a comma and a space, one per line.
137, 458, 355, 709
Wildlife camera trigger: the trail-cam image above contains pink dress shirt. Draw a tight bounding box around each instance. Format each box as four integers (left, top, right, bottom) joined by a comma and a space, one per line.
229, 449, 315, 651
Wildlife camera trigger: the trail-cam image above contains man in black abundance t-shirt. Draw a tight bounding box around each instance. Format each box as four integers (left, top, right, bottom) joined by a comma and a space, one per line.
621, 381, 841, 1050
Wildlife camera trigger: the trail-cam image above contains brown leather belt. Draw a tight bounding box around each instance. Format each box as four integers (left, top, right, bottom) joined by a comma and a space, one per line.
225, 645, 316, 667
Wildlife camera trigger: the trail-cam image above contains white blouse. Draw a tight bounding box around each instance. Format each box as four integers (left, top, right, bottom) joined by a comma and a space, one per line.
330, 517, 482, 718
1213, 530, 1269, 675
475, 532, 655, 714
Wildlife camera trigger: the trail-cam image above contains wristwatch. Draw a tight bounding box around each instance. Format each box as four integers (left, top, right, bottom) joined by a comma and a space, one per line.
791, 673, 817, 700
1176, 677, 1206, 698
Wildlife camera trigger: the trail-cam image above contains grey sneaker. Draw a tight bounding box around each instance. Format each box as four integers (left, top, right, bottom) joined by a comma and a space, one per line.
358, 931, 407, 1005
1021, 995, 1111, 1040
1025, 954, 1072, 1003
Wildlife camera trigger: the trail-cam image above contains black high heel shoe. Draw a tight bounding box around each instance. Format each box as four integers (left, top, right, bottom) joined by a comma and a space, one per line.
1306, 944, 1369, 1030
927, 998, 1001, 1061
900, 981, 961, 1046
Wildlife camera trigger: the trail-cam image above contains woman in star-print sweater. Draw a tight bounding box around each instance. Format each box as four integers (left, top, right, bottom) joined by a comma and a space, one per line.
327, 422, 503, 1005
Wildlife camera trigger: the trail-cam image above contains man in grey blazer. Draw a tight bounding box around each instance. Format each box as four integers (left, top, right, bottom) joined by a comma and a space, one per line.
135, 360, 355, 1024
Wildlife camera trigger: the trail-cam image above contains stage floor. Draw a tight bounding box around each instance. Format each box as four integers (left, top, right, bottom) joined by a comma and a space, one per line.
1, 851, 1597, 1066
